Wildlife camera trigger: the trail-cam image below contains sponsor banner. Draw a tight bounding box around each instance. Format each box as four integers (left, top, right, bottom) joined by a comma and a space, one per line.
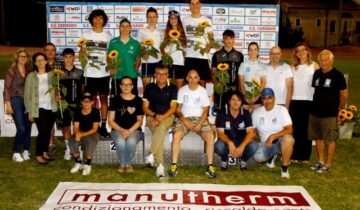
261, 40, 276, 49
40, 182, 321, 210
47, 2, 280, 59
245, 31, 261, 40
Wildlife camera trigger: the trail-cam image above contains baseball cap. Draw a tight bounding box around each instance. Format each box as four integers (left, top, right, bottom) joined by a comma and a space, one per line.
261, 88, 275, 97
168, 10, 179, 17
81, 92, 93, 101
119, 18, 131, 25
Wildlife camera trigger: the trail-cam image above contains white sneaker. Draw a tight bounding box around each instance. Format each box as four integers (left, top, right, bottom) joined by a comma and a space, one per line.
156, 164, 165, 177
281, 169, 290, 179
266, 154, 277, 169
12, 153, 24, 162
82, 165, 91, 176
145, 153, 155, 167
64, 149, 71, 160
70, 163, 83, 173
22, 150, 30, 160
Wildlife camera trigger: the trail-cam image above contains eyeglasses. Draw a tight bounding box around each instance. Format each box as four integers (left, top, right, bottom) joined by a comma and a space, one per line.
19, 55, 28, 58
156, 73, 168, 76
121, 83, 133, 87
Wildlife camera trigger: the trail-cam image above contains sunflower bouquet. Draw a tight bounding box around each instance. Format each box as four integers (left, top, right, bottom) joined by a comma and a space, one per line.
106, 50, 121, 95
194, 20, 220, 55
213, 63, 236, 109
50, 69, 68, 118
338, 105, 360, 126
140, 38, 159, 77
243, 78, 261, 112
160, 29, 182, 66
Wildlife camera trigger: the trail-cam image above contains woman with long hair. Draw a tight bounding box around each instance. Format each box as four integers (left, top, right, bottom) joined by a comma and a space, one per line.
24, 52, 58, 165
4, 48, 32, 162
108, 77, 144, 173
289, 42, 320, 163
162, 10, 187, 89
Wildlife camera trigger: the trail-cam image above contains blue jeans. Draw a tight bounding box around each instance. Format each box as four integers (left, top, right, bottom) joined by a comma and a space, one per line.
111, 129, 141, 166
215, 138, 257, 162
11, 96, 32, 152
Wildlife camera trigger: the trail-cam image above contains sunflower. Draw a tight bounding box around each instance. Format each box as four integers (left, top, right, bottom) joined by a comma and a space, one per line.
198, 20, 210, 27
251, 78, 261, 87
349, 105, 357, 111
339, 109, 347, 116
53, 68, 64, 75
169, 29, 181, 40
338, 113, 346, 122
108, 50, 119, 59
217, 63, 229, 71
142, 38, 154, 46
77, 38, 88, 47
345, 111, 354, 120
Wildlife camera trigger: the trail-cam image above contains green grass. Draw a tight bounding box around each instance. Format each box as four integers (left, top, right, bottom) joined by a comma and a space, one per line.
1, 55, 360, 209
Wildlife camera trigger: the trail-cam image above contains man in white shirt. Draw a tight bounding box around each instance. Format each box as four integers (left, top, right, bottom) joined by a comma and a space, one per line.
169, 70, 216, 178
252, 88, 294, 179
265, 46, 293, 109
182, 0, 214, 87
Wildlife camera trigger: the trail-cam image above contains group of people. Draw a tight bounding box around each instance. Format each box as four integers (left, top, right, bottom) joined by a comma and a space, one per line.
3, 0, 348, 179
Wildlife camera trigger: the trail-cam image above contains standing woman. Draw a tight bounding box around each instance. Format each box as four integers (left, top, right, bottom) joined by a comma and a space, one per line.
3, 48, 32, 162
162, 10, 187, 89
289, 42, 319, 163
108, 77, 144, 173
238, 42, 266, 111
137, 7, 163, 88
24, 52, 58, 164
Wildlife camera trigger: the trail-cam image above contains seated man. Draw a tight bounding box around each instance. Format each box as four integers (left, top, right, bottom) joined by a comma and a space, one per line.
69, 92, 100, 176
169, 70, 216, 178
143, 64, 177, 178
252, 88, 294, 179
215, 91, 257, 171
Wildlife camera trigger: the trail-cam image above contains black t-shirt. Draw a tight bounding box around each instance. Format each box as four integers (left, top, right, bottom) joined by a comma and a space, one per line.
143, 83, 177, 114
211, 47, 244, 87
74, 107, 100, 132
215, 108, 253, 142
109, 95, 144, 130
311, 67, 347, 117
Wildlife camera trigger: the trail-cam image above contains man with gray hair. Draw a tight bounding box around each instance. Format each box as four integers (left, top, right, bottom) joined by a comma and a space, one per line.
309, 50, 348, 173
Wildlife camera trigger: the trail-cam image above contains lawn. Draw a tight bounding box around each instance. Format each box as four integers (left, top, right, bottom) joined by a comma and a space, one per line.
0, 53, 360, 210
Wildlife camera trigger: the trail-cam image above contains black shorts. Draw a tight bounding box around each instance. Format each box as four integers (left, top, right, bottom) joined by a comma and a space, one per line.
84, 76, 110, 96
169, 65, 186, 79
184, 57, 211, 81
141, 62, 160, 77
56, 106, 79, 128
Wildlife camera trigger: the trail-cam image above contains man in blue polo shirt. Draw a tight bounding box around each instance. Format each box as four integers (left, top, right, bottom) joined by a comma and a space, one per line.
215, 91, 257, 171
107, 18, 141, 96
143, 64, 177, 177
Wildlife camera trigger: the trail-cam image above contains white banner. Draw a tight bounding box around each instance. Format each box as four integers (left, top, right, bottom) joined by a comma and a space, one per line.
40, 182, 321, 210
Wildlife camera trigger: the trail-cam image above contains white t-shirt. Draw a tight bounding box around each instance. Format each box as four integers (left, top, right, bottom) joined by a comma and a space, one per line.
177, 85, 210, 117
182, 15, 213, 59
238, 60, 266, 92
81, 30, 112, 78
252, 105, 292, 143
265, 61, 293, 105
37, 73, 52, 110
292, 63, 315, 101
164, 43, 184, 66
137, 27, 163, 63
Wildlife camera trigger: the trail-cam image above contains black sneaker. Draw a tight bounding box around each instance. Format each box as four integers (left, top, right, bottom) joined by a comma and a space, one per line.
220, 161, 228, 171
239, 159, 247, 171
98, 127, 110, 137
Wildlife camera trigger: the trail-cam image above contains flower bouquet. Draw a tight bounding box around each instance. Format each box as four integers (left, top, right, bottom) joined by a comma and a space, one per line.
213, 63, 236, 109
140, 38, 159, 77
106, 50, 121, 95
338, 105, 359, 139
77, 38, 100, 86
193, 20, 220, 55
50, 69, 67, 118
244, 78, 261, 112
160, 29, 182, 67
